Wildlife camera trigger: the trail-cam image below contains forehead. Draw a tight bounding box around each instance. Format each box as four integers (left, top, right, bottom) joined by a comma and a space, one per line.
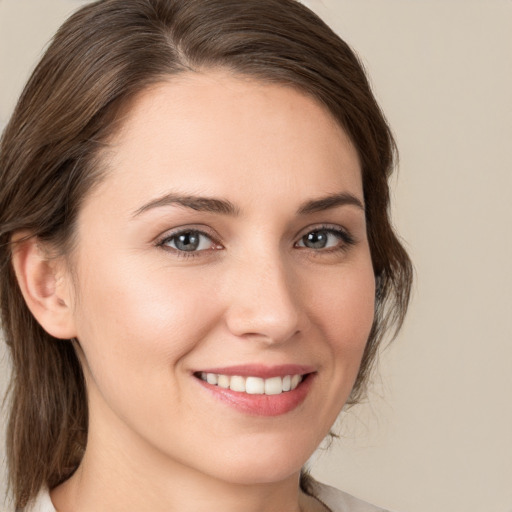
91, 70, 362, 212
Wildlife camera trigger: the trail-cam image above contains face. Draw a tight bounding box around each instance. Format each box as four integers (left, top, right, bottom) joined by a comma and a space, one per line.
65, 71, 375, 486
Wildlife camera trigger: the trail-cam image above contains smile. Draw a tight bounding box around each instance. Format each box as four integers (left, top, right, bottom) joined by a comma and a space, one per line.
193, 365, 315, 416
198, 372, 303, 395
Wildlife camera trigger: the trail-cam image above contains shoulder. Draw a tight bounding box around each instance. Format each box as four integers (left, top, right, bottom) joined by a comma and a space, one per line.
310, 479, 396, 512
16, 488, 56, 512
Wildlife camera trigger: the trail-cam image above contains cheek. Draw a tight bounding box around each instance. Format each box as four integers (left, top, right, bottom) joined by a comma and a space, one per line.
308, 260, 376, 367
71, 256, 221, 386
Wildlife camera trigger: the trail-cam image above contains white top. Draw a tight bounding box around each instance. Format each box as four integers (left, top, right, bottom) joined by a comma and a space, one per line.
23, 481, 392, 512
310, 480, 392, 512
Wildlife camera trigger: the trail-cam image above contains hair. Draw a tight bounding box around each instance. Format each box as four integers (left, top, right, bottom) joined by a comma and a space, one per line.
0, 0, 412, 507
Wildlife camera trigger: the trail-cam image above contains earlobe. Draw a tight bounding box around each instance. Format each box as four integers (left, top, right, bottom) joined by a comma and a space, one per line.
11, 233, 77, 340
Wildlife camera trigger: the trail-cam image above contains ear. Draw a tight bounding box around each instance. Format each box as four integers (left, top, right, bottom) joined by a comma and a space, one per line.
11, 233, 77, 339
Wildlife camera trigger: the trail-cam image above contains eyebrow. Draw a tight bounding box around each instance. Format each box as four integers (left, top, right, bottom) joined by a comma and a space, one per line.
132, 191, 364, 218
297, 192, 365, 215
132, 193, 240, 218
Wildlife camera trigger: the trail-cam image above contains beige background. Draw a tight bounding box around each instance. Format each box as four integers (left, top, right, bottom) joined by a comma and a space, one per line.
1, 1, 511, 511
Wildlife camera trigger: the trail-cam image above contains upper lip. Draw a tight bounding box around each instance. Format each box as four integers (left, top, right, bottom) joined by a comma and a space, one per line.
193, 364, 315, 379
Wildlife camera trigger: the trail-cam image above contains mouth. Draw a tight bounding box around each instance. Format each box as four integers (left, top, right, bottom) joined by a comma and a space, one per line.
192, 366, 315, 416
195, 372, 305, 395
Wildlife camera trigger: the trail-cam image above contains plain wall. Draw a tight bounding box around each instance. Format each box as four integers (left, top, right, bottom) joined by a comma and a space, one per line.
1, 1, 511, 511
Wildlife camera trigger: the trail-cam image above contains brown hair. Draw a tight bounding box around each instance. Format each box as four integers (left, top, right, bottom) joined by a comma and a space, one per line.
0, 0, 412, 507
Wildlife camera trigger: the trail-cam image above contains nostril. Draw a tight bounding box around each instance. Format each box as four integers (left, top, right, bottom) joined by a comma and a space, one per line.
224, 303, 302, 344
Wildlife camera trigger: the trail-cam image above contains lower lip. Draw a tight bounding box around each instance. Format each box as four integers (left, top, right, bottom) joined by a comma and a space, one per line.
195, 374, 314, 417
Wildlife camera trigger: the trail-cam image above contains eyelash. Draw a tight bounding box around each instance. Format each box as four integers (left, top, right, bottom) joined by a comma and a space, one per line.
156, 224, 355, 260
295, 225, 355, 254
156, 227, 221, 259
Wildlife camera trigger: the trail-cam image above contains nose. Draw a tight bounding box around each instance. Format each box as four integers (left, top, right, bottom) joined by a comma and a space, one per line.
223, 252, 304, 345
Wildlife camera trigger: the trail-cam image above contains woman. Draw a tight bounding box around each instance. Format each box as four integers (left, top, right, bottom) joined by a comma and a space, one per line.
0, 0, 412, 510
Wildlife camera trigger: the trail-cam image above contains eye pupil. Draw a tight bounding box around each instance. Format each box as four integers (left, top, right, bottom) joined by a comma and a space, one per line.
175, 232, 200, 251
304, 230, 328, 249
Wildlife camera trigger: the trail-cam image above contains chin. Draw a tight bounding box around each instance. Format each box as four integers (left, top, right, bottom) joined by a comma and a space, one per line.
200, 432, 317, 486
215, 460, 303, 487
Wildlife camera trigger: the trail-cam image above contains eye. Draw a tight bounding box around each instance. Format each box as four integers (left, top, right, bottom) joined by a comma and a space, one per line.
296, 227, 354, 251
158, 229, 218, 253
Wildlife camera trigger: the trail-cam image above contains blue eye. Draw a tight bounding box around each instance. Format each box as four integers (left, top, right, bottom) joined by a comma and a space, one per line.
296, 228, 353, 250
160, 230, 216, 252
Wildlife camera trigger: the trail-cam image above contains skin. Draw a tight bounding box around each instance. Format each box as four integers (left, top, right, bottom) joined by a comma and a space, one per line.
17, 71, 375, 511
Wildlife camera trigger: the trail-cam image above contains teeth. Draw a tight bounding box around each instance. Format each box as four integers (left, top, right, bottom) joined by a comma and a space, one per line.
230, 375, 246, 392
264, 376, 283, 395
206, 373, 218, 385
199, 373, 304, 395
246, 376, 264, 394
217, 374, 230, 388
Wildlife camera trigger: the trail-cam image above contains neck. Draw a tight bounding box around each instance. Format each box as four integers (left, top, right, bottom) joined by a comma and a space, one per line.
51, 411, 311, 512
